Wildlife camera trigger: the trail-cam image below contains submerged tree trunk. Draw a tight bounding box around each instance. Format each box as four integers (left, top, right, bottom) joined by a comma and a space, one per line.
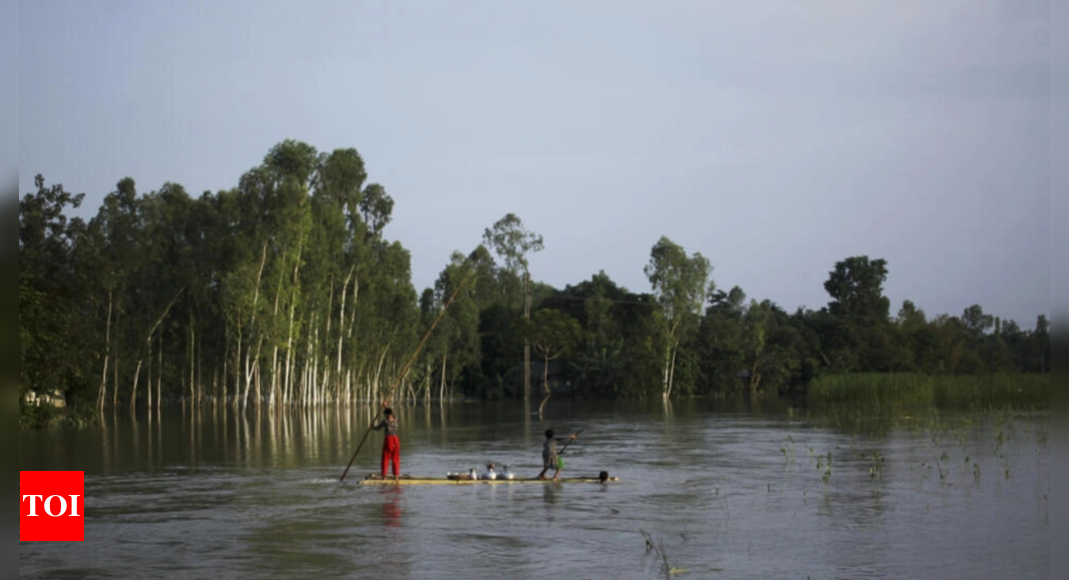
147, 336, 152, 411
524, 270, 531, 400
113, 356, 120, 408
423, 361, 432, 403
748, 356, 762, 394
113, 304, 122, 409
131, 289, 183, 412
98, 289, 113, 414
666, 343, 678, 400
662, 320, 681, 400
439, 352, 447, 401
661, 342, 672, 400
373, 345, 390, 403
241, 243, 269, 408
336, 266, 354, 402
130, 359, 143, 413
159, 330, 164, 411
538, 351, 551, 418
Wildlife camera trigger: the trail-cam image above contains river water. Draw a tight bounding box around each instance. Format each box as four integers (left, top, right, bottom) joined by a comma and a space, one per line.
19, 399, 1049, 579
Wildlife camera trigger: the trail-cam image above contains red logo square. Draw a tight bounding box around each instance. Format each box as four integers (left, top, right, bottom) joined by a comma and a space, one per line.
20, 471, 85, 542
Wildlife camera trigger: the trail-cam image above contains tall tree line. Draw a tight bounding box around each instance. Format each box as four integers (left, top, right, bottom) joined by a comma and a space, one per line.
19, 141, 1051, 424
20, 141, 423, 418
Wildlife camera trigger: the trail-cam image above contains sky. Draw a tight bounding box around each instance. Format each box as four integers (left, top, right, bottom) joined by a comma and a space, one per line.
18, 0, 1053, 328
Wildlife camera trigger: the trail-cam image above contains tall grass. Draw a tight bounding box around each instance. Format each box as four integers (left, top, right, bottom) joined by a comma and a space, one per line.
808, 373, 1049, 410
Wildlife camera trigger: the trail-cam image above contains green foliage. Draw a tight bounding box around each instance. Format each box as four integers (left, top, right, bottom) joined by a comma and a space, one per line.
824, 256, 890, 321
482, 213, 544, 276
808, 373, 1049, 410
19, 142, 424, 416
19, 175, 95, 419
514, 308, 581, 363
644, 236, 713, 327
644, 236, 714, 397
18, 155, 1052, 421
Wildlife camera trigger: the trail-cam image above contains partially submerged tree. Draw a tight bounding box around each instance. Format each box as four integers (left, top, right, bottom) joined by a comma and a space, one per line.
514, 308, 580, 416
483, 213, 544, 399
644, 236, 713, 400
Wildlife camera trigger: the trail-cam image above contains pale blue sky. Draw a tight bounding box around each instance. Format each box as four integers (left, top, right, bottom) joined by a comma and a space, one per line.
19, 0, 1051, 327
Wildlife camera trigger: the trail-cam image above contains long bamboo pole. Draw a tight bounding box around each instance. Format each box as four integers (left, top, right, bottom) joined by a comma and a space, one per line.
340, 263, 476, 481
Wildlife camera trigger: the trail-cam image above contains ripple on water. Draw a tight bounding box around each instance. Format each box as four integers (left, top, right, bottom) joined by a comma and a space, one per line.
18, 404, 1048, 579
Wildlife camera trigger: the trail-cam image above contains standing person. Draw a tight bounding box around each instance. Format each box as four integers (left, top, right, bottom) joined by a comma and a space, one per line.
373, 407, 400, 480
537, 429, 577, 481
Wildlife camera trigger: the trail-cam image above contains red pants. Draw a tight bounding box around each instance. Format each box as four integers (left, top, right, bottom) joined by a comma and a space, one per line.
381, 435, 400, 477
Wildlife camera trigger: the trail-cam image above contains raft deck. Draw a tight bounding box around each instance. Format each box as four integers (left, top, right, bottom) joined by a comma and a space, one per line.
357, 474, 619, 486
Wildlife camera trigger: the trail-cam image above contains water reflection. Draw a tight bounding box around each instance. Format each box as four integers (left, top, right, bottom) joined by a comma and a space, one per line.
380, 486, 403, 528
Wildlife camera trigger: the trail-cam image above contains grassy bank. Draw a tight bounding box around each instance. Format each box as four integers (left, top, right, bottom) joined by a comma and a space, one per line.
807, 373, 1049, 410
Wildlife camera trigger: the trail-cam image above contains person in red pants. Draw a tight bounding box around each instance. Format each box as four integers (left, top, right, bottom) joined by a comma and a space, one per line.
373, 407, 400, 479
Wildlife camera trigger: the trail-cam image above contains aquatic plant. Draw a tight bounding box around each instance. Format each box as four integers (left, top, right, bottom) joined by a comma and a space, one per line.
868, 452, 884, 479
640, 528, 688, 576
780, 435, 796, 468
808, 373, 1048, 411
934, 451, 949, 483
815, 451, 832, 484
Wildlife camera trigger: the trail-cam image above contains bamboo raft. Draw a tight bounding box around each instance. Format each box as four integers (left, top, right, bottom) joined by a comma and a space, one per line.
357, 474, 618, 486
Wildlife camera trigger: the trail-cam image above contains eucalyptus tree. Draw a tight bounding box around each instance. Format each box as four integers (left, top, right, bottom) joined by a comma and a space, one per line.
265, 142, 319, 405
365, 240, 419, 401
345, 194, 420, 403
643, 236, 714, 400
87, 177, 152, 410
182, 190, 230, 404
483, 213, 544, 399
124, 183, 193, 412
416, 287, 443, 400
359, 183, 394, 239
466, 244, 501, 308
422, 245, 501, 399
225, 167, 275, 406
427, 252, 480, 399
308, 147, 367, 403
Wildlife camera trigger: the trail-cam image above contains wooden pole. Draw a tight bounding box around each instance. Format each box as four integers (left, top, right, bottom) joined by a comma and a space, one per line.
558, 428, 583, 456
340, 264, 476, 481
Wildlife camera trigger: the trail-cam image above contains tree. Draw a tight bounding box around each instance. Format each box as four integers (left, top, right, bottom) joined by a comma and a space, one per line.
697, 286, 748, 395
744, 300, 770, 394
821, 256, 892, 372
962, 304, 994, 337
264, 139, 319, 187
483, 213, 544, 399
1030, 315, 1050, 372
428, 253, 481, 399
824, 256, 890, 322
897, 300, 926, 329
514, 308, 581, 416
19, 175, 91, 420
359, 184, 394, 239
644, 236, 714, 400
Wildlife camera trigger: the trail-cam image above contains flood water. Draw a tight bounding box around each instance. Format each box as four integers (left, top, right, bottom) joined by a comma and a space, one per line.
19, 399, 1049, 579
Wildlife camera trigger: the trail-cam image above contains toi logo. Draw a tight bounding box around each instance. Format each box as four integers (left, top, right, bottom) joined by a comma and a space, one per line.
20, 471, 85, 541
